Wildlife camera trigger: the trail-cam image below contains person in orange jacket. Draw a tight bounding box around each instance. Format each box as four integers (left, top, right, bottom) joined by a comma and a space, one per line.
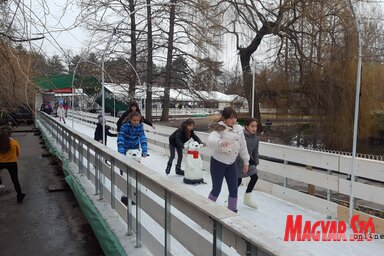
0, 125, 25, 203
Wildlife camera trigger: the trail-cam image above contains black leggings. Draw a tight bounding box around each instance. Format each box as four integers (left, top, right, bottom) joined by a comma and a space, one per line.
0, 162, 22, 196
167, 144, 183, 167
238, 173, 258, 193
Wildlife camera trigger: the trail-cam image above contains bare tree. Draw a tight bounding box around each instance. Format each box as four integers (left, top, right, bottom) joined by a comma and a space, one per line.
160, 0, 176, 121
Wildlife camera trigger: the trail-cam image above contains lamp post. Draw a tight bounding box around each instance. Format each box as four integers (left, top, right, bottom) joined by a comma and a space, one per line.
101, 28, 116, 145
347, 0, 362, 223
251, 60, 256, 118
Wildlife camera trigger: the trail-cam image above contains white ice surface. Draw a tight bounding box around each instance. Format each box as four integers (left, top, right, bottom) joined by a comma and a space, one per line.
63, 119, 384, 256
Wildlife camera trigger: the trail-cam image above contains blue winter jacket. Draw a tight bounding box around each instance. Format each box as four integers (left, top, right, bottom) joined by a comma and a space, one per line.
117, 122, 148, 155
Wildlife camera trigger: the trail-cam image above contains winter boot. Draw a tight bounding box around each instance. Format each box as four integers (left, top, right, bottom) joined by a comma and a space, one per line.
243, 192, 258, 209
17, 193, 26, 203
227, 196, 238, 213
208, 193, 218, 202
165, 163, 172, 175
175, 165, 184, 176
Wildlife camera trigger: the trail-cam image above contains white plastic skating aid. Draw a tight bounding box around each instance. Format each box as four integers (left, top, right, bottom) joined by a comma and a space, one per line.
127, 149, 142, 162
184, 141, 204, 184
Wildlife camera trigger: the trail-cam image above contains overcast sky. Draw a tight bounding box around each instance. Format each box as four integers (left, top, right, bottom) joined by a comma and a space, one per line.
29, 1, 89, 56
25, 0, 384, 70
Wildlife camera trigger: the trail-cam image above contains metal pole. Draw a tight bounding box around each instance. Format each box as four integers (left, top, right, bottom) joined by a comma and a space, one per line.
251, 60, 256, 118
347, 0, 362, 223
114, 92, 116, 117
101, 29, 116, 146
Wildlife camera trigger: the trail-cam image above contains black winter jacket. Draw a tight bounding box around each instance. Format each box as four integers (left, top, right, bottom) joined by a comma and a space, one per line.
94, 124, 117, 145
169, 127, 202, 148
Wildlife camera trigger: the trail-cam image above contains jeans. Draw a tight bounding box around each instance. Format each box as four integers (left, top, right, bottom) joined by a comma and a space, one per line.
209, 157, 238, 198
167, 144, 183, 167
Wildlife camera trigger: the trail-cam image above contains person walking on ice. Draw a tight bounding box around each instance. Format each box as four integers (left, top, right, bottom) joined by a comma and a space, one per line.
57, 104, 66, 124
236, 118, 259, 209
165, 118, 204, 176
207, 107, 249, 213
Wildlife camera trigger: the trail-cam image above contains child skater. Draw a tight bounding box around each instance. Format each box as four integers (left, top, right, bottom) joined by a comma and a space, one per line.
94, 114, 117, 145
57, 104, 66, 124
117, 111, 148, 158
118, 111, 148, 207
207, 107, 249, 213
236, 118, 259, 209
0, 125, 25, 203
117, 101, 155, 132
165, 118, 204, 175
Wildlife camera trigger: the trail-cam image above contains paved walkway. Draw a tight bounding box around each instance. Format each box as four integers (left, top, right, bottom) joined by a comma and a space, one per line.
0, 125, 103, 256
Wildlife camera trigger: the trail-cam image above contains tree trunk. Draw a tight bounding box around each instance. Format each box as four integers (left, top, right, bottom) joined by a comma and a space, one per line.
128, 0, 137, 100
145, 0, 153, 121
239, 23, 273, 132
160, 0, 176, 121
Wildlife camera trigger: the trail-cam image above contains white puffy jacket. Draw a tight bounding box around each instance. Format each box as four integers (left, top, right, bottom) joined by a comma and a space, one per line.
57, 107, 66, 118
207, 121, 250, 165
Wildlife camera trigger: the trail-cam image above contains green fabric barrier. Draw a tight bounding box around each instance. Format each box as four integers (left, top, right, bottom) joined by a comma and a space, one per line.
65, 173, 126, 256
37, 122, 126, 256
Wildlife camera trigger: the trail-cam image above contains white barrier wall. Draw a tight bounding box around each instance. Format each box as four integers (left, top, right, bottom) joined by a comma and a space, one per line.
66, 110, 384, 235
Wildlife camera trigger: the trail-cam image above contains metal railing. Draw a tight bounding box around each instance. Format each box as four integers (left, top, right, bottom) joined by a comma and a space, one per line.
36, 111, 303, 256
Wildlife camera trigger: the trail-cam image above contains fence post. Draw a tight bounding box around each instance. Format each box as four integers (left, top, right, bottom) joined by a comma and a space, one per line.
327, 169, 332, 219
307, 165, 315, 196
87, 145, 91, 179
98, 151, 103, 200
246, 241, 258, 256
110, 158, 115, 209
127, 167, 133, 236
164, 190, 171, 256
77, 140, 82, 174
212, 219, 222, 256
135, 173, 142, 248
283, 160, 288, 187
94, 150, 99, 195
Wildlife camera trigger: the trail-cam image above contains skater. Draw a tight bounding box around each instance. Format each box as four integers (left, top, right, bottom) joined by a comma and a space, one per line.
40, 101, 52, 114
116, 101, 155, 132
94, 114, 117, 145
118, 111, 148, 207
57, 104, 66, 123
0, 125, 25, 203
165, 119, 203, 176
207, 107, 249, 213
236, 118, 259, 209
117, 111, 148, 158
